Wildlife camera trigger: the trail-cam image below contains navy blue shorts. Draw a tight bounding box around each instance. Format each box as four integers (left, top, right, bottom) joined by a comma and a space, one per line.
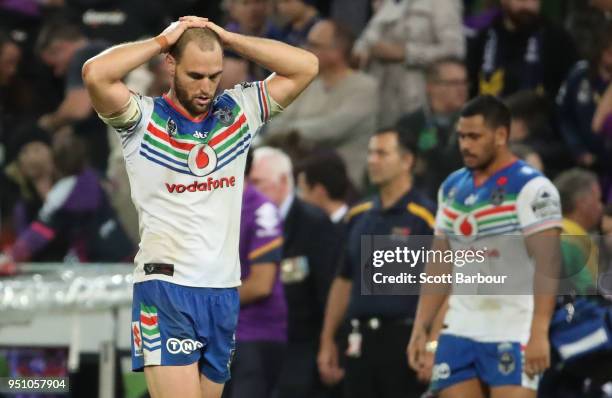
131, 280, 239, 383
430, 334, 539, 392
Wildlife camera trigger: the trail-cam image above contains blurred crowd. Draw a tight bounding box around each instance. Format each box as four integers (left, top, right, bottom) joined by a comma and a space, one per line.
2, 0, 612, 397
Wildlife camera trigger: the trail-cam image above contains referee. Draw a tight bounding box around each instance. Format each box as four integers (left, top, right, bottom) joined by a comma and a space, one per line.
317, 128, 435, 398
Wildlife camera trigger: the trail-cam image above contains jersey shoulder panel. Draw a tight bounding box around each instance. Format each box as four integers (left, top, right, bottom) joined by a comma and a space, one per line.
515, 171, 562, 235
504, 160, 546, 193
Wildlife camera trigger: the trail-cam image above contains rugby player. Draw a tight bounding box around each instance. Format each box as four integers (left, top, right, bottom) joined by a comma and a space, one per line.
82, 16, 318, 398
408, 95, 562, 398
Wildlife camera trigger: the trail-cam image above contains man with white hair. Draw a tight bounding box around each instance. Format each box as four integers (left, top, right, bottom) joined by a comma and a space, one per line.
249, 146, 340, 398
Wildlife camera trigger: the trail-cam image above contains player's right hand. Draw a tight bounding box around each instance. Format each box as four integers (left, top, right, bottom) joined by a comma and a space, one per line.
317, 338, 345, 386
159, 17, 210, 47
407, 325, 427, 372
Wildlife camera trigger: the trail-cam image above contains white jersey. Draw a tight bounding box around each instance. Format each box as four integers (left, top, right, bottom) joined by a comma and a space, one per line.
105, 79, 278, 287
435, 160, 562, 342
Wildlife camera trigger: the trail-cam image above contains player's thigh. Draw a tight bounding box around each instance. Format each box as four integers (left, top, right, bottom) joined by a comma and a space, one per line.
490, 385, 536, 398
439, 378, 487, 398
200, 373, 225, 398
144, 363, 202, 398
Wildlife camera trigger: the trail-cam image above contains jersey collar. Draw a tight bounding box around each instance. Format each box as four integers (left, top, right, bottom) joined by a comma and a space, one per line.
162, 93, 211, 123
471, 158, 519, 188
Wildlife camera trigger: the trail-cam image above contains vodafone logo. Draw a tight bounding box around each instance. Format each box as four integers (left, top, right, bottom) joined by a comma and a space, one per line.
166, 338, 204, 354
453, 213, 478, 241
165, 176, 236, 193
187, 144, 218, 176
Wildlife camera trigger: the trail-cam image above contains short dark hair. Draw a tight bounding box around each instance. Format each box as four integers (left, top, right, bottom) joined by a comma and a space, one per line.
505, 90, 550, 137
169, 28, 222, 61
374, 127, 418, 155
554, 168, 599, 215
460, 95, 511, 132
296, 150, 349, 201
425, 56, 466, 82
35, 22, 83, 54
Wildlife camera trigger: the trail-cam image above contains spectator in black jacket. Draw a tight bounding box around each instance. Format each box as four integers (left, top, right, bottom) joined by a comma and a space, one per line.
250, 146, 340, 398
296, 150, 352, 224
467, 0, 578, 102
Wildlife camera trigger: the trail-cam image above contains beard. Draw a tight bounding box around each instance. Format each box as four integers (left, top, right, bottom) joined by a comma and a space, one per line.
174, 76, 210, 117
462, 150, 496, 171
506, 10, 540, 32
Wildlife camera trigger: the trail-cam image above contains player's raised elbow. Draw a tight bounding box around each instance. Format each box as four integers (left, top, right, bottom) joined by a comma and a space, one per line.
81, 57, 106, 87
304, 52, 319, 80
82, 59, 96, 85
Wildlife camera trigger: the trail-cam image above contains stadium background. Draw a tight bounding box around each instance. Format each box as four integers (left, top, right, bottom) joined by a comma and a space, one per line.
1, 0, 612, 397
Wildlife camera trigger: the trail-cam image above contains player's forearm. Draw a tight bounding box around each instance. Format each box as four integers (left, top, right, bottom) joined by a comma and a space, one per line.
414, 291, 448, 332
238, 280, 272, 304
320, 277, 352, 342
415, 237, 452, 330
238, 263, 277, 305
530, 295, 555, 337
428, 297, 449, 341
82, 38, 162, 85
527, 229, 561, 337
225, 33, 318, 83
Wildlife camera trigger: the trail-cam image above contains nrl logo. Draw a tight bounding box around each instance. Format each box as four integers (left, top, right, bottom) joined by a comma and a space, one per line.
214, 107, 234, 126
167, 118, 178, 137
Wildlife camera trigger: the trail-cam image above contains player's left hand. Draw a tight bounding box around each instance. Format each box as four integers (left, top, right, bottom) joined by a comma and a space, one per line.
416, 350, 435, 383
524, 332, 550, 378
178, 16, 233, 46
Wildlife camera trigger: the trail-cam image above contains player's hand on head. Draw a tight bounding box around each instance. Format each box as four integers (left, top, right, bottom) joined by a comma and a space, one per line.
524, 333, 550, 378
179, 16, 232, 46
160, 17, 209, 47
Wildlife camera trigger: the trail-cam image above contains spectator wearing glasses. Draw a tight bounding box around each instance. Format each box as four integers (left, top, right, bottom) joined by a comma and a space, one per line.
396, 57, 468, 200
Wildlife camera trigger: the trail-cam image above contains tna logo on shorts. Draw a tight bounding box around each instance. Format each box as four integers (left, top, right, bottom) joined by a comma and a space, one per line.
165, 176, 236, 193
166, 338, 204, 355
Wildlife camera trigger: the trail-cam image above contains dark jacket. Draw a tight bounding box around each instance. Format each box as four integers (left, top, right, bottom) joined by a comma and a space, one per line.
281, 197, 340, 343
467, 15, 577, 102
